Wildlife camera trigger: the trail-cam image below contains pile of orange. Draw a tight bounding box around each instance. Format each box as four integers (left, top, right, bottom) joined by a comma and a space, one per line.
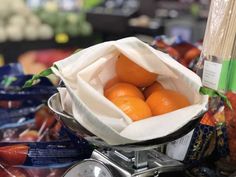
104, 54, 190, 122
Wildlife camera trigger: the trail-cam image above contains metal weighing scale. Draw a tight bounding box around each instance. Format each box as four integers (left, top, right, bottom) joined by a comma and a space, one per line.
48, 93, 205, 177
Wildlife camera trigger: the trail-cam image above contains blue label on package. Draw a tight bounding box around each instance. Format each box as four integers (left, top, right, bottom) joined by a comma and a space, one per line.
0, 106, 39, 129
0, 140, 92, 168
184, 124, 216, 165
24, 141, 92, 167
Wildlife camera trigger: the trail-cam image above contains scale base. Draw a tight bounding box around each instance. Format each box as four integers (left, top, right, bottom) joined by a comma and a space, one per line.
91, 149, 183, 177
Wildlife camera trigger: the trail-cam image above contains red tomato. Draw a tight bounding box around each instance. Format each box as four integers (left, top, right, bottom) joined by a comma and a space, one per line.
0, 144, 29, 165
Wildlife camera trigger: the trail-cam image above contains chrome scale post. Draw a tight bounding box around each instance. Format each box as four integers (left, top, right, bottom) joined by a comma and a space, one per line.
90, 148, 184, 177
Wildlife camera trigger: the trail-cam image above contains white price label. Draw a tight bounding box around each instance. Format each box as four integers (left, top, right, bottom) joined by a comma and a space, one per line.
202, 61, 222, 90
166, 130, 194, 161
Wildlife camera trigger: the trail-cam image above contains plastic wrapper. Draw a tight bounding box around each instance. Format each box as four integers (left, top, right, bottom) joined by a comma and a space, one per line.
0, 63, 57, 130
167, 97, 232, 177
0, 63, 92, 176
0, 106, 62, 142
0, 107, 93, 168
194, 0, 236, 171
0, 75, 57, 101
0, 140, 92, 167
0, 62, 57, 104
166, 112, 216, 163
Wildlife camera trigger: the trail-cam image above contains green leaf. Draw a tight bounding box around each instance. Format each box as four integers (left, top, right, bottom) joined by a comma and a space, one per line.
23, 67, 54, 89
199, 86, 232, 109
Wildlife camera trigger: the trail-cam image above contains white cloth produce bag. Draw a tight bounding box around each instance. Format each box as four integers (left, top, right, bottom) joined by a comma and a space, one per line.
52, 37, 208, 145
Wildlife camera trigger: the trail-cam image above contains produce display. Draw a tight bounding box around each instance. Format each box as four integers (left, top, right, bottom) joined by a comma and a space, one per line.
0, 0, 53, 42
35, 9, 92, 37
153, 36, 201, 69
0, 0, 93, 42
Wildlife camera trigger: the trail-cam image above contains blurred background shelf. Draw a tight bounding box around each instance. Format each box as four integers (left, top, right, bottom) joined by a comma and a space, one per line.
0, 34, 102, 63
0, 0, 210, 65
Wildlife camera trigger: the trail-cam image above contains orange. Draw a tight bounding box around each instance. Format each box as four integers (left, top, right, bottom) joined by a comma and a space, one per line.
146, 89, 190, 116
143, 81, 164, 98
104, 76, 120, 90
112, 96, 152, 121
116, 54, 157, 87
104, 82, 144, 101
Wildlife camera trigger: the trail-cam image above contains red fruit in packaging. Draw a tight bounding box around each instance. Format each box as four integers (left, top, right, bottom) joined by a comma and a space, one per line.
172, 42, 194, 59
155, 39, 169, 49
180, 47, 201, 67
0, 144, 29, 165
35, 106, 56, 130
166, 47, 180, 60
49, 122, 62, 139
19, 130, 39, 142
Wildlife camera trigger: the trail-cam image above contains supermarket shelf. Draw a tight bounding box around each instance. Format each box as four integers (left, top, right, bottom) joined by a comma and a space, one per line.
0, 34, 102, 64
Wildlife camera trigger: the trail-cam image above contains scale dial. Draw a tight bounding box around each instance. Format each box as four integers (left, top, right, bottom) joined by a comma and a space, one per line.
63, 159, 114, 177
